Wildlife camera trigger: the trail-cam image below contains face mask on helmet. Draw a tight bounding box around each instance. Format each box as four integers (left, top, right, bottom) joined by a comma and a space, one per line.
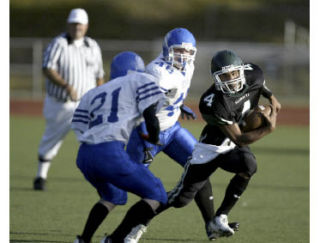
162, 28, 197, 71
167, 44, 196, 71
213, 65, 245, 94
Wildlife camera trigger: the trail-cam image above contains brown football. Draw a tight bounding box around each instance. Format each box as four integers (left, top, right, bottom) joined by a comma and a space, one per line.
241, 105, 272, 132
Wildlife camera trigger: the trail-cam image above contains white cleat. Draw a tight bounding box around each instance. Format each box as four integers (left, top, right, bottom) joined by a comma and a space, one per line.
124, 224, 147, 243
207, 214, 235, 240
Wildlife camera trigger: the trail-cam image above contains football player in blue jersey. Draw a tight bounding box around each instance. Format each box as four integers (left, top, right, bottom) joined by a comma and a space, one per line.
72, 51, 168, 243
123, 28, 221, 241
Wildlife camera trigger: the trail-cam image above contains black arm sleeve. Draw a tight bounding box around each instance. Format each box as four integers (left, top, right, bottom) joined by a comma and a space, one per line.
261, 82, 273, 98
143, 103, 160, 144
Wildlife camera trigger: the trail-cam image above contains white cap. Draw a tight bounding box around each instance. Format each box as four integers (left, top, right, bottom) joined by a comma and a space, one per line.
67, 8, 88, 25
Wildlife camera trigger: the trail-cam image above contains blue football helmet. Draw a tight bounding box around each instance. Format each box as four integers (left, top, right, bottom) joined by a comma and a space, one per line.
162, 28, 197, 71
110, 51, 145, 79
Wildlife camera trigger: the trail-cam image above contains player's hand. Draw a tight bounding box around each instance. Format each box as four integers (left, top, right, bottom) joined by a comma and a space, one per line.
140, 133, 163, 146
180, 105, 197, 120
65, 84, 78, 101
270, 95, 281, 113
261, 104, 277, 132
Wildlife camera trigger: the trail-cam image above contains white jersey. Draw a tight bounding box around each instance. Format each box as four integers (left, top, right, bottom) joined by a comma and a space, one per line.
146, 54, 194, 131
71, 71, 166, 145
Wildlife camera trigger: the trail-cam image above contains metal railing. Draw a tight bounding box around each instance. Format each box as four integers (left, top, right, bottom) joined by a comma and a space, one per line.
10, 38, 309, 104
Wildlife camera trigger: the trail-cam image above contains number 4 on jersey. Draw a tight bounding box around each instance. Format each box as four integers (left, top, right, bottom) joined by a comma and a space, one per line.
204, 94, 215, 107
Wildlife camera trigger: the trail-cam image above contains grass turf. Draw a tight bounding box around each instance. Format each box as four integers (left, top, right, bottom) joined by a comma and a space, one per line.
10, 116, 309, 243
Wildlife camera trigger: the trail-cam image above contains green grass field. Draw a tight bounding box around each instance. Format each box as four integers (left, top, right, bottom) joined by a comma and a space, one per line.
10, 115, 309, 243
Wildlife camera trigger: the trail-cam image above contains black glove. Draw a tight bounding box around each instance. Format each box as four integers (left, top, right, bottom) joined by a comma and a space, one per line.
180, 105, 197, 120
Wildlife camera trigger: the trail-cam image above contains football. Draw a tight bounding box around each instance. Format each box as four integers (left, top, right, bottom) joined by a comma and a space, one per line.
241, 105, 272, 132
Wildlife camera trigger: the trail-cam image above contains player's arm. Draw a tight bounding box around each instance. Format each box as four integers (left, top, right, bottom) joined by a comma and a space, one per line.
261, 80, 281, 113
218, 104, 277, 146
43, 68, 78, 101
180, 104, 197, 120
142, 103, 160, 144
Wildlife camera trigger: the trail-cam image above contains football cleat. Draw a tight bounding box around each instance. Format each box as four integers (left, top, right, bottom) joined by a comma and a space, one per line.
206, 214, 235, 240
124, 224, 147, 243
100, 235, 113, 243
228, 221, 240, 232
143, 148, 154, 164
73, 235, 86, 243
33, 177, 46, 191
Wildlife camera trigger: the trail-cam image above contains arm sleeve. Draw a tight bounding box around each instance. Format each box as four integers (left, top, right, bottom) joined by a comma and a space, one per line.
143, 103, 160, 143
261, 80, 273, 98
42, 39, 63, 70
71, 93, 91, 140
136, 78, 166, 114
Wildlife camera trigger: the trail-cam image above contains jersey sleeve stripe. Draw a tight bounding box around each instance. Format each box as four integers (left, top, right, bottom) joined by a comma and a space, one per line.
136, 82, 156, 92
71, 119, 89, 124
73, 114, 90, 119
136, 86, 160, 96
75, 109, 89, 113
136, 91, 163, 102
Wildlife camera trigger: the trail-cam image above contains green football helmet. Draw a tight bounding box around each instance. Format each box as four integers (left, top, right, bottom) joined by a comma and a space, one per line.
211, 50, 246, 94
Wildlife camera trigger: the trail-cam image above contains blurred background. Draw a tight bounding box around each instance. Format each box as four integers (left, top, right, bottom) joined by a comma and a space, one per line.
10, 0, 309, 106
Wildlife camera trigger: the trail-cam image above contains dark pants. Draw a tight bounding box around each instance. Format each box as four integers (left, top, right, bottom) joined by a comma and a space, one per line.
168, 146, 257, 208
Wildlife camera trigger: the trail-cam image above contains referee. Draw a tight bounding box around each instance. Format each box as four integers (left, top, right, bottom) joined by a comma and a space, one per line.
33, 8, 105, 190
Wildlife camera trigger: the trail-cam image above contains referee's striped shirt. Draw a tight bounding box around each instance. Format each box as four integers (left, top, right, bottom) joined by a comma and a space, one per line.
43, 33, 104, 101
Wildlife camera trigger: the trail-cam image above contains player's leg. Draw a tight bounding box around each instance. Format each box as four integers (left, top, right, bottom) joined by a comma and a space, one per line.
77, 141, 167, 242
215, 146, 257, 216
34, 97, 77, 190
75, 142, 129, 242
163, 125, 215, 237
106, 162, 166, 243
209, 146, 257, 238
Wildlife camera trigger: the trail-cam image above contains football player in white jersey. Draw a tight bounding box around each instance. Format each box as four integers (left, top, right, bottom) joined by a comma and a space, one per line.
124, 28, 221, 241
72, 52, 168, 243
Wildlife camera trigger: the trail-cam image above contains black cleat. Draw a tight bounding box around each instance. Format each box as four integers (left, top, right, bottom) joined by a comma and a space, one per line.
101, 235, 113, 243
73, 235, 86, 243
229, 222, 240, 232
33, 177, 46, 191
143, 148, 154, 164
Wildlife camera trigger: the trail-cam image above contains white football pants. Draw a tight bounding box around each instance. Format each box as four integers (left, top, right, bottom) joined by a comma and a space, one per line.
38, 95, 79, 161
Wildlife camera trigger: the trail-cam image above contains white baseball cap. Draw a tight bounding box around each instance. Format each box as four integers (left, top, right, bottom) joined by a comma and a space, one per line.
67, 8, 88, 25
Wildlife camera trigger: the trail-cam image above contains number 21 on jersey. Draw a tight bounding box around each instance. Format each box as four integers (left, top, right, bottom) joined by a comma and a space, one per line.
89, 87, 121, 128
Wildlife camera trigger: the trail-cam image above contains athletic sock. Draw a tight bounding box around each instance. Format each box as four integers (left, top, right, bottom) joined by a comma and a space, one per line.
194, 179, 215, 223
80, 202, 109, 242
216, 174, 250, 216
36, 160, 51, 179
110, 200, 156, 242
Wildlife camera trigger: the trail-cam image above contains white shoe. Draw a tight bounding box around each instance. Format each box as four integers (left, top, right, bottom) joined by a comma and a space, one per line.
206, 214, 235, 240
124, 224, 147, 243
214, 214, 235, 237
